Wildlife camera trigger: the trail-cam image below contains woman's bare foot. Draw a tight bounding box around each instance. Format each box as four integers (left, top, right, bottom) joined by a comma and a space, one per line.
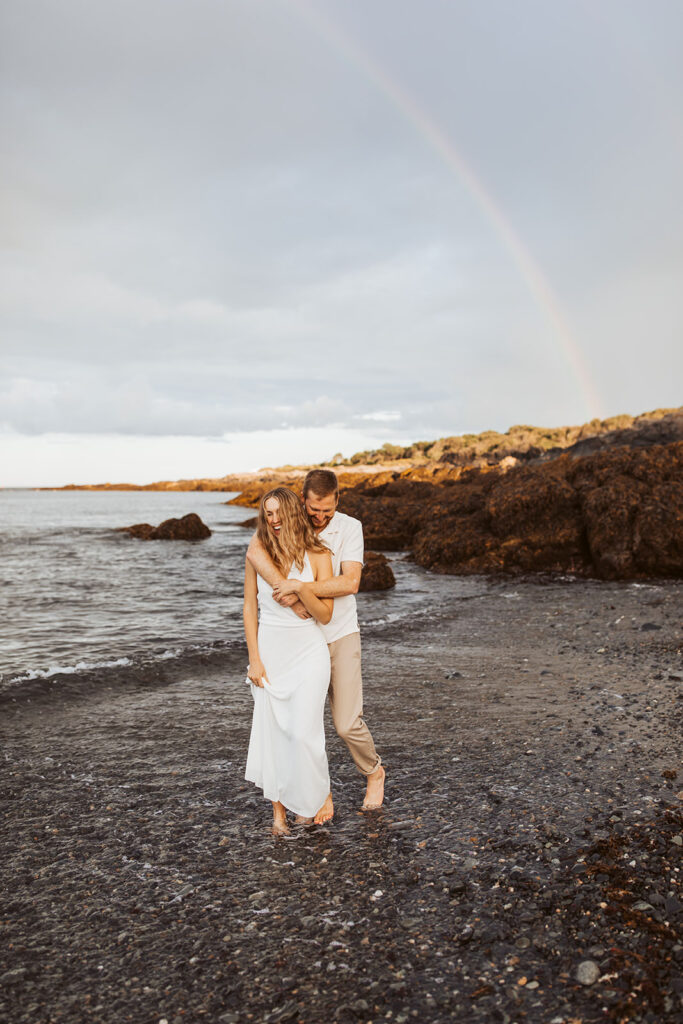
271, 801, 290, 836
314, 793, 334, 825
362, 764, 385, 810
293, 815, 314, 825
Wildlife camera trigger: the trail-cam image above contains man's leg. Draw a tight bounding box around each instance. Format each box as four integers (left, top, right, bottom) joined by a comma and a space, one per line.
327, 632, 385, 808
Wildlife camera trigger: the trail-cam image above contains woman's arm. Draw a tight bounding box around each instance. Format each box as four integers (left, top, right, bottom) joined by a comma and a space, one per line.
295, 552, 334, 625
247, 534, 284, 587
243, 558, 267, 687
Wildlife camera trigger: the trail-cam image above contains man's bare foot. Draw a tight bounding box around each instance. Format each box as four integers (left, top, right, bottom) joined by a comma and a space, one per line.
362, 764, 385, 810
271, 801, 290, 836
314, 793, 334, 825
293, 815, 314, 825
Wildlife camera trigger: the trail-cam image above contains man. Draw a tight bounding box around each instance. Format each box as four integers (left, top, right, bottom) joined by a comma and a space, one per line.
246, 468, 385, 811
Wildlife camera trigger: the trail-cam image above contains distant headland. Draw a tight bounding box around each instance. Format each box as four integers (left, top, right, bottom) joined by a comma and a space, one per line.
47, 406, 682, 496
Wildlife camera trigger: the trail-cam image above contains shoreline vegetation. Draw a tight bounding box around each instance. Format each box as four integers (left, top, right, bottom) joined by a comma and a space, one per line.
43, 406, 683, 582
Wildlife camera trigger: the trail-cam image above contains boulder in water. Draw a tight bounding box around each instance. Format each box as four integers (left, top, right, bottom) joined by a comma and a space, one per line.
120, 513, 211, 541
359, 552, 396, 591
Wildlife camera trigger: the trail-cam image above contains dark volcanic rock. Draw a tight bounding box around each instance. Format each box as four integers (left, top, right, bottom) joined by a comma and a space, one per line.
120, 513, 211, 541
359, 552, 396, 592
123, 522, 156, 540
573, 445, 683, 579
340, 442, 683, 580
340, 486, 425, 550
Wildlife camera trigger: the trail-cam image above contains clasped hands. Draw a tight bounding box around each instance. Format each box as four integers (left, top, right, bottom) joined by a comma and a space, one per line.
272, 578, 311, 619
272, 578, 301, 603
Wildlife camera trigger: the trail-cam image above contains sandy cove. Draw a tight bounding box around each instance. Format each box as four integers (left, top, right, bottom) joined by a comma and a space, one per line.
1, 578, 682, 1024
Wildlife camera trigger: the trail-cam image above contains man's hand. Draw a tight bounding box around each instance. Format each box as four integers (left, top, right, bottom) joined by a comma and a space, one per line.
272, 579, 302, 601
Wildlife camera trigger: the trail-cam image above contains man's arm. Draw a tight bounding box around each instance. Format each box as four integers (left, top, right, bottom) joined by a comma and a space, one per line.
246, 534, 311, 617
310, 560, 361, 597
273, 560, 362, 600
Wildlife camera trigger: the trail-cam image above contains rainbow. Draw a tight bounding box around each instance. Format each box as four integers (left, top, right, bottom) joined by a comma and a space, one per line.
284, 0, 603, 418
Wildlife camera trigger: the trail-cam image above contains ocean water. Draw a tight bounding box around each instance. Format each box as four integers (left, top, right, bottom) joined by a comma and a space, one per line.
0, 490, 489, 697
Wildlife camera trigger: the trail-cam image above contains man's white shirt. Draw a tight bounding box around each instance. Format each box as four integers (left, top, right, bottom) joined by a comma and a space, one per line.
317, 511, 364, 644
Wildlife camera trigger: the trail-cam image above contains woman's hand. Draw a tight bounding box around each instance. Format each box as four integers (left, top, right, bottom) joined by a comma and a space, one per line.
272, 579, 302, 601
247, 658, 268, 687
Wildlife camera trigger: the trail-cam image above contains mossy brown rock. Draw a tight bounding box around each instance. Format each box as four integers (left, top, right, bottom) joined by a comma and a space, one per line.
572, 445, 683, 578
120, 513, 211, 541
338, 442, 683, 580
340, 485, 425, 550
359, 552, 396, 591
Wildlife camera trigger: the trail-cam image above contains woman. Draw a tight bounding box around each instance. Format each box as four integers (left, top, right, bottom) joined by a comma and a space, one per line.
243, 487, 335, 835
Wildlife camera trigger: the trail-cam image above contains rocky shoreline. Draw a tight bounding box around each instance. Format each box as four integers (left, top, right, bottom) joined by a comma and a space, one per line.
339, 440, 683, 580
1, 577, 681, 1023
226, 441, 683, 582
37, 406, 683, 582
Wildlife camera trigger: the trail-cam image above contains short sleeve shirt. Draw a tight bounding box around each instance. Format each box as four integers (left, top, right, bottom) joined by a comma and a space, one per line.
317, 511, 364, 644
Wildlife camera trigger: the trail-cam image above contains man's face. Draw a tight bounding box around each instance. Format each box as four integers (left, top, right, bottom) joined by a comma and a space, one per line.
303, 490, 338, 532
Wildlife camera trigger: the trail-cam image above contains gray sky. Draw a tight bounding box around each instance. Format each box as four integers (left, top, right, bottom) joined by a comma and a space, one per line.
2, 0, 682, 484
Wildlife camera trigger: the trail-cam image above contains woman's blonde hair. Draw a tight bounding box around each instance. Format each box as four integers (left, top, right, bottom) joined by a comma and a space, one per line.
256, 487, 329, 575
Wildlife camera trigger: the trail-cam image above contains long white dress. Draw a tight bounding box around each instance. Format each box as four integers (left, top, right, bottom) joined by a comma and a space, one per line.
245, 552, 331, 817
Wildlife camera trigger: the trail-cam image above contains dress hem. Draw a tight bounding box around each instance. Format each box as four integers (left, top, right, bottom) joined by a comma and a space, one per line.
244, 772, 329, 820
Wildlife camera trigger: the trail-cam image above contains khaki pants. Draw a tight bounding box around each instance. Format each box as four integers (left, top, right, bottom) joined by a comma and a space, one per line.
327, 632, 381, 777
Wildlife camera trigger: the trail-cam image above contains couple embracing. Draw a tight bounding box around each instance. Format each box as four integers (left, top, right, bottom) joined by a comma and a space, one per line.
242, 469, 385, 835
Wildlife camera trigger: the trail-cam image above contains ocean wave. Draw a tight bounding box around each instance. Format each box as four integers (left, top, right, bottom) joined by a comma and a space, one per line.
361, 611, 405, 626
0, 638, 247, 707
7, 656, 133, 682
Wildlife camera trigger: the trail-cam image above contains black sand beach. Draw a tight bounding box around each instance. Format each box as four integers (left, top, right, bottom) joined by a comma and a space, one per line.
2, 578, 681, 1024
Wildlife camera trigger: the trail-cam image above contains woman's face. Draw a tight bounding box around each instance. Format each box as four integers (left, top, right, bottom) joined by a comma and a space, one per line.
264, 496, 282, 537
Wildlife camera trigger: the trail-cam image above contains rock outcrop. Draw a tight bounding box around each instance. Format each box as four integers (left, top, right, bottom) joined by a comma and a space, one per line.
338, 442, 683, 580
120, 513, 211, 541
359, 552, 396, 592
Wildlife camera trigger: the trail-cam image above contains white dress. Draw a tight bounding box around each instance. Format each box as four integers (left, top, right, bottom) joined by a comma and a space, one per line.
245, 552, 331, 817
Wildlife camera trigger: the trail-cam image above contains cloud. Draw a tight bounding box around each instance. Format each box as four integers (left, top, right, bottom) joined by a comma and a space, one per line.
356, 411, 402, 423
1, 0, 682, 483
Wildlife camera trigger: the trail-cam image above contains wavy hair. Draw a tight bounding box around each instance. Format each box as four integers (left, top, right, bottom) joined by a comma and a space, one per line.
256, 487, 329, 575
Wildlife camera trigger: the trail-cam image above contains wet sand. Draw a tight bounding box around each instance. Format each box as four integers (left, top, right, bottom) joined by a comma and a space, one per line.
1, 578, 682, 1024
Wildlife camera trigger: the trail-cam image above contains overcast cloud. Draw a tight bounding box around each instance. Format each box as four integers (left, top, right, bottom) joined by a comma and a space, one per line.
2, 0, 682, 484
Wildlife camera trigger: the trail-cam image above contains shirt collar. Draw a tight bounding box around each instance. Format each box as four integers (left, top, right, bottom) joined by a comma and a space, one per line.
320, 512, 340, 534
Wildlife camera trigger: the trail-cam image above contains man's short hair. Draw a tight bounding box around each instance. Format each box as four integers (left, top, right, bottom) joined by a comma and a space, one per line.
303, 469, 339, 499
